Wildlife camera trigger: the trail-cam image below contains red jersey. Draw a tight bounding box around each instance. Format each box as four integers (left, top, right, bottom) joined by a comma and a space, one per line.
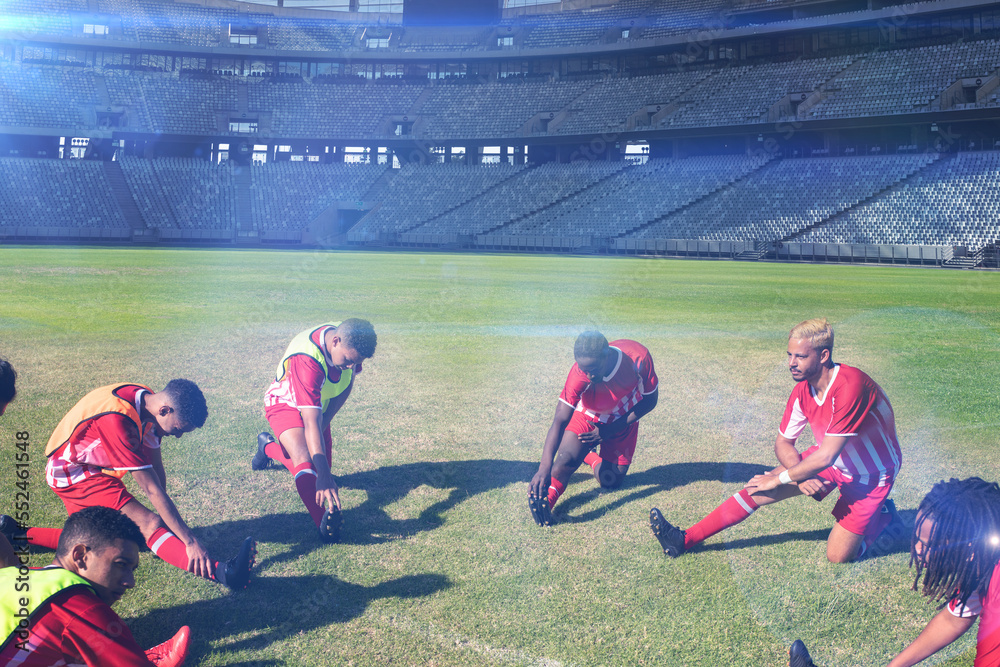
948, 559, 1000, 666
0, 577, 155, 666
559, 340, 658, 425
45, 385, 160, 490
264, 325, 361, 412
779, 364, 901, 487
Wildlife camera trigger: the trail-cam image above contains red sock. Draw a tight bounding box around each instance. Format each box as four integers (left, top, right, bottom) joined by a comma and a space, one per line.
292, 462, 325, 528
547, 478, 566, 508
583, 452, 602, 471
148, 527, 219, 579
685, 489, 759, 548
26, 527, 61, 549
265, 439, 296, 473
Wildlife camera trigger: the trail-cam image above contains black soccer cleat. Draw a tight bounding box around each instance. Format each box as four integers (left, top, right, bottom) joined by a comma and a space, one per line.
528, 493, 553, 527
319, 506, 343, 543
251, 432, 274, 471
215, 537, 256, 590
789, 639, 818, 667
649, 508, 686, 558
0, 514, 24, 544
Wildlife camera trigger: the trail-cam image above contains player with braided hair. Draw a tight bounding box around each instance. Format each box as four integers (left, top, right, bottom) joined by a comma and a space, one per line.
528, 330, 659, 526
789, 477, 1000, 667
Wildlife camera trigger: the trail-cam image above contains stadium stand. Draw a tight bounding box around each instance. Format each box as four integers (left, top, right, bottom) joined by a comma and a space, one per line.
0, 64, 102, 130
632, 153, 940, 241
0, 157, 128, 228
352, 162, 529, 235
119, 156, 237, 230
249, 161, 385, 231
796, 151, 1000, 248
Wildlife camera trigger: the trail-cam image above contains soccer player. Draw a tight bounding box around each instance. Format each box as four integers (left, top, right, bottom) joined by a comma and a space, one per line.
0, 356, 18, 568
528, 330, 659, 526
7, 380, 254, 589
650, 318, 901, 563
789, 477, 1000, 667
0, 356, 15, 417
0, 506, 191, 666
252, 319, 377, 542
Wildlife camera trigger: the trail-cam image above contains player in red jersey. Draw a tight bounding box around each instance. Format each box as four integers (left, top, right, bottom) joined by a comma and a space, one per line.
0, 506, 190, 667
253, 319, 377, 542
651, 318, 902, 563
6, 380, 255, 589
528, 330, 659, 526
789, 477, 1000, 667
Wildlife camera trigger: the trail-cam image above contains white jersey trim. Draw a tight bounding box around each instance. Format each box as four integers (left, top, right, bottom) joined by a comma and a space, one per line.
602, 347, 623, 382
809, 364, 840, 406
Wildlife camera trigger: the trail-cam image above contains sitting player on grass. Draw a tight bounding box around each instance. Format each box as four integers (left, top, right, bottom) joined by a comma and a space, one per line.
528, 330, 658, 526
650, 318, 902, 563
0, 506, 191, 666
789, 477, 1000, 667
2, 380, 255, 589
253, 319, 377, 543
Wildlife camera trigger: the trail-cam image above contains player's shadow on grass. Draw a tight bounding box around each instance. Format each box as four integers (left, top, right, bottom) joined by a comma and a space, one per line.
128, 571, 451, 656
555, 461, 768, 524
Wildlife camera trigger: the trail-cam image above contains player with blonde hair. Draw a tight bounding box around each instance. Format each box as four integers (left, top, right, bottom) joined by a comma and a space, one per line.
651, 318, 902, 563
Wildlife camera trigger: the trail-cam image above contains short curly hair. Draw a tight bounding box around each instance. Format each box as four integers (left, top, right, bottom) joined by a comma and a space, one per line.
56, 506, 145, 557
162, 378, 208, 428
0, 357, 16, 404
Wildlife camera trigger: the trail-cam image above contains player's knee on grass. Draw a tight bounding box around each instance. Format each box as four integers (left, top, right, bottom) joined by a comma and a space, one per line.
594, 461, 627, 489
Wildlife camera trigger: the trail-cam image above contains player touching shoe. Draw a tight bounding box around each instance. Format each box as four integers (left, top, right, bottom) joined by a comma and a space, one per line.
529, 330, 658, 526
651, 318, 901, 563
22, 380, 254, 589
789, 478, 1000, 667
254, 319, 377, 542
0, 506, 191, 666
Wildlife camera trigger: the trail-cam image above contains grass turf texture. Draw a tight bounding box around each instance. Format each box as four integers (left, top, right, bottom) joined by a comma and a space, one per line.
1, 245, 998, 667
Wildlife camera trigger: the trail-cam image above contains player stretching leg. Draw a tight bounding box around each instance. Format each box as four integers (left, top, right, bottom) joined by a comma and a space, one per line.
650, 318, 902, 563
253, 319, 377, 543
3, 380, 255, 589
789, 477, 1000, 666
528, 331, 658, 526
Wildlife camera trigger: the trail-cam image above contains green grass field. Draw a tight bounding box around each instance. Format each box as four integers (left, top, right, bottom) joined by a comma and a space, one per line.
1, 245, 998, 666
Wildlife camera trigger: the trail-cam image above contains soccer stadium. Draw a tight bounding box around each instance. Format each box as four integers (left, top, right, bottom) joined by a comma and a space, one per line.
1, 0, 1000, 665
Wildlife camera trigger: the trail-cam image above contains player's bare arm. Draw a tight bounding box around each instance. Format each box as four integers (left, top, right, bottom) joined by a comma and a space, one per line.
302, 406, 341, 511
531, 401, 573, 498
886, 607, 976, 667
147, 444, 168, 489
129, 468, 213, 577
747, 435, 849, 493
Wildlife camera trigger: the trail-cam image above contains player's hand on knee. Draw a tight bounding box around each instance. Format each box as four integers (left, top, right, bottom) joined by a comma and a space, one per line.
578, 428, 601, 444
745, 473, 780, 492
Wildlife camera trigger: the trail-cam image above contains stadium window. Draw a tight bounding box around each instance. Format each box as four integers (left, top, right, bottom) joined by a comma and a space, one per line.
504, 0, 559, 6
307, 155, 319, 162
83, 23, 109, 35
498, 36, 514, 47
230, 119, 259, 133
394, 121, 413, 136
621, 28, 630, 39
229, 26, 258, 45
357, 0, 403, 12
366, 37, 389, 48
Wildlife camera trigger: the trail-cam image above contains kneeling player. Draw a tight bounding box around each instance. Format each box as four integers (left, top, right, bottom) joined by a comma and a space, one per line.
9, 380, 255, 589
790, 477, 1000, 667
0, 506, 190, 666
253, 319, 377, 542
651, 318, 902, 563
528, 331, 659, 526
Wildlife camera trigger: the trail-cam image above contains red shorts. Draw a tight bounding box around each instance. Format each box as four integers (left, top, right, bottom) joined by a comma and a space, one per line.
264, 404, 332, 461
566, 411, 639, 466
802, 445, 894, 536
52, 472, 136, 515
